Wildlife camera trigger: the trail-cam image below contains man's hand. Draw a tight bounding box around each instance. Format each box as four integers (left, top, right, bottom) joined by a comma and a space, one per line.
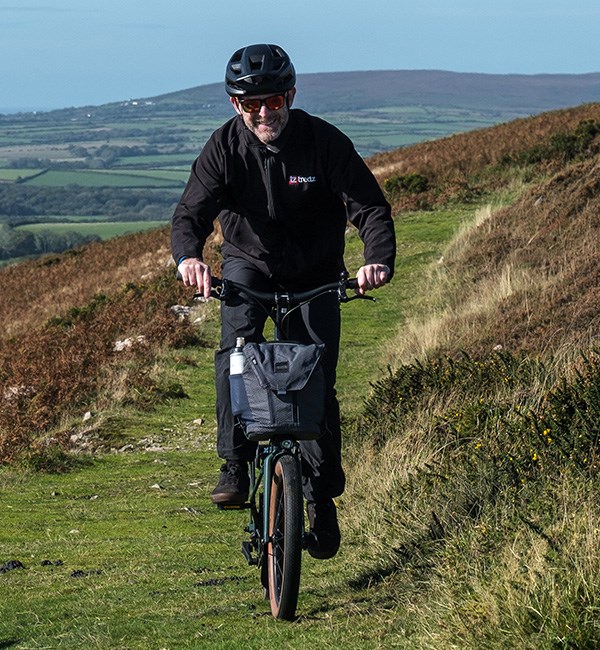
178, 257, 212, 299
356, 264, 390, 295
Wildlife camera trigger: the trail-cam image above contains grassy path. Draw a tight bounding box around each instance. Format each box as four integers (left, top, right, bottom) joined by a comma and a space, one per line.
0, 207, 473, 649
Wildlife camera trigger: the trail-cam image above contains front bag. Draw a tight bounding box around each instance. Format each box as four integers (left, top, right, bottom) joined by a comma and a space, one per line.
230, 341, 326, 441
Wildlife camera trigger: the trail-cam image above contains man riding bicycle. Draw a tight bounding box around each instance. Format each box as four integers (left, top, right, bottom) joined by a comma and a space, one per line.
172, 43, 396, 560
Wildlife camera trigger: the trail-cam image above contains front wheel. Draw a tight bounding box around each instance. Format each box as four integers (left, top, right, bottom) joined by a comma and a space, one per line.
266, 453, 303, 620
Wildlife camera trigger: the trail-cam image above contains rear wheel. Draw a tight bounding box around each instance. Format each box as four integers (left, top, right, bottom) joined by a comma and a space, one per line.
267, 453, 303, 620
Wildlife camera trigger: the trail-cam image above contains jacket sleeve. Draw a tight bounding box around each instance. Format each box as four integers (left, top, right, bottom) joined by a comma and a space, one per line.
170, 136, 225, 264
326, 130, 396, 278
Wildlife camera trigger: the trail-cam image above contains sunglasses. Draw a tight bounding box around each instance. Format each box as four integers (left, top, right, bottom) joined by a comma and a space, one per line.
237, 93, 287, 114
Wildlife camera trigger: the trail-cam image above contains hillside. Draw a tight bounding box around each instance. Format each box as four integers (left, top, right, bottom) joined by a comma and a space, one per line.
6, 70, 600, 118
46, 69, 600, 116
1, 104, 599, 647
369, 102, 600, 184
1, 100, 599, 454
368, 103, 600, 358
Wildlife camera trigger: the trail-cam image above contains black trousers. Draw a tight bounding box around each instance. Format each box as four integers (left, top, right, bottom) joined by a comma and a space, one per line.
214, 257, 345, 501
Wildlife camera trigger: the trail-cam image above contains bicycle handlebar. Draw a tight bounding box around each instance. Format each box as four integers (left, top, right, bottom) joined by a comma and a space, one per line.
199, 274, 373, 305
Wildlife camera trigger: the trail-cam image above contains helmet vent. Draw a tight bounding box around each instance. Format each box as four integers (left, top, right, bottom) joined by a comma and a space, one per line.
249, 55, 265, 71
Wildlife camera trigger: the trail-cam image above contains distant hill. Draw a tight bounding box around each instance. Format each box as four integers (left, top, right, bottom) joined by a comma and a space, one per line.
5, 69, 600, 132
3, 69, 600, 161
151, 69, 600, 116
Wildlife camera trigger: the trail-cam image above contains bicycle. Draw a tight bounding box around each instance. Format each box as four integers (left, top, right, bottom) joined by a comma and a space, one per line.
201, 273, 373, 620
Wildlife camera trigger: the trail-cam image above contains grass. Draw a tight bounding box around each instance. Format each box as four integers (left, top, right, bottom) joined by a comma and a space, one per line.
115, 156, 194, 167
337, 207, 471, 414
0, 449, 423, 648
2, 197, 599, 647
104, 169, 190, 181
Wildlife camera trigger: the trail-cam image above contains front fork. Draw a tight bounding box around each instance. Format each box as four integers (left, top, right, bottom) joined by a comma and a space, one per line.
242, 439, 302, 571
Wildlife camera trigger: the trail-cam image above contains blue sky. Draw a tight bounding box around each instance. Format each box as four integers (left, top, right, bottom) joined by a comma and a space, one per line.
1, 0, 599, 111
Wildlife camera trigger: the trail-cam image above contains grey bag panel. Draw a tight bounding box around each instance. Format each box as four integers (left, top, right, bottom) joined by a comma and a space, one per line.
235, 342, 326, 441
243, 342, 324, 394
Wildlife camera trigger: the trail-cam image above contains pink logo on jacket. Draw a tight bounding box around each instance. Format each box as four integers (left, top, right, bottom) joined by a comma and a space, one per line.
289, 175, 316, 185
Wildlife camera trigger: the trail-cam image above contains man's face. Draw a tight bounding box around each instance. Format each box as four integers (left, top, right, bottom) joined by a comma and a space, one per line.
231, 88, 296, 144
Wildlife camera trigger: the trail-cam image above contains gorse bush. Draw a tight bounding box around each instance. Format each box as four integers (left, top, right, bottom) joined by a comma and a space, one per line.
359, 349, 599, 484
533, 351, 600, 473
383, 172, 429, 198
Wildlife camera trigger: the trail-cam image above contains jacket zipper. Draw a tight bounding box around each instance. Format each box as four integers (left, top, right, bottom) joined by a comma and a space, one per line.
262, 148, 277, 220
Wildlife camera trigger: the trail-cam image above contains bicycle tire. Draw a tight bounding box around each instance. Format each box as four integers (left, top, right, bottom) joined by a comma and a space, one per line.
266, 453, 303, 620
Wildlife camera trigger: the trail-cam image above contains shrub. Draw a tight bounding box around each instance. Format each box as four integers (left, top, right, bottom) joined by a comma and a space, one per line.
358, 349, 599, 481
383, 172, 429, 197
507, 119, 600, 166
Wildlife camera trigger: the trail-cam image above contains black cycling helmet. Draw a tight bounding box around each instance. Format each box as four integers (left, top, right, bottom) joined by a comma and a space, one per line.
225, 44, 296, 97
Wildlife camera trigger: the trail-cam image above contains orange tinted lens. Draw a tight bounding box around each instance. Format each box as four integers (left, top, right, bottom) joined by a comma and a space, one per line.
239, 98, 261, 113
264, 95, 285, 110
239, 94, 285, 113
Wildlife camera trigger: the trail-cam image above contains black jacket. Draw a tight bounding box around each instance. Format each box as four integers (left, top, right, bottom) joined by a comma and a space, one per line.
171, 109, 396, 287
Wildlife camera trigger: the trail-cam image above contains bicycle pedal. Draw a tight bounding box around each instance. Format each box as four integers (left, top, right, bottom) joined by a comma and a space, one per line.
242, 541, 258, 565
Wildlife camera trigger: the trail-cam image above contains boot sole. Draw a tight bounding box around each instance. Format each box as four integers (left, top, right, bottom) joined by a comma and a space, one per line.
210, 491, 249, 506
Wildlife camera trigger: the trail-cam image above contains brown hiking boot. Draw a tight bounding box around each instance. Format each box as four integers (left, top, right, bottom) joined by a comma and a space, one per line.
210, 461, 250, 505
306, 499, 341, 559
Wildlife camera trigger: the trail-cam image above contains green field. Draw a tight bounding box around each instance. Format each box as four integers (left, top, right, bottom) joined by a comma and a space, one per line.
0, 168, 45, 181
16, 220, 167, 239
115, 155, 194, 167
108, 168, 190, 181
22, 169, 187, 188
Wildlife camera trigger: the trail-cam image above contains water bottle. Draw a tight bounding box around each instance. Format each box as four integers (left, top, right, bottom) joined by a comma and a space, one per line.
229, 337, 247, 416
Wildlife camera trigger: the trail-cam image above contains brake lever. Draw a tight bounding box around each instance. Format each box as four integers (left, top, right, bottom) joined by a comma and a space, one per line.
338, 283, 376, 303
344, 292, 376, 303
193, 276, 226, 301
